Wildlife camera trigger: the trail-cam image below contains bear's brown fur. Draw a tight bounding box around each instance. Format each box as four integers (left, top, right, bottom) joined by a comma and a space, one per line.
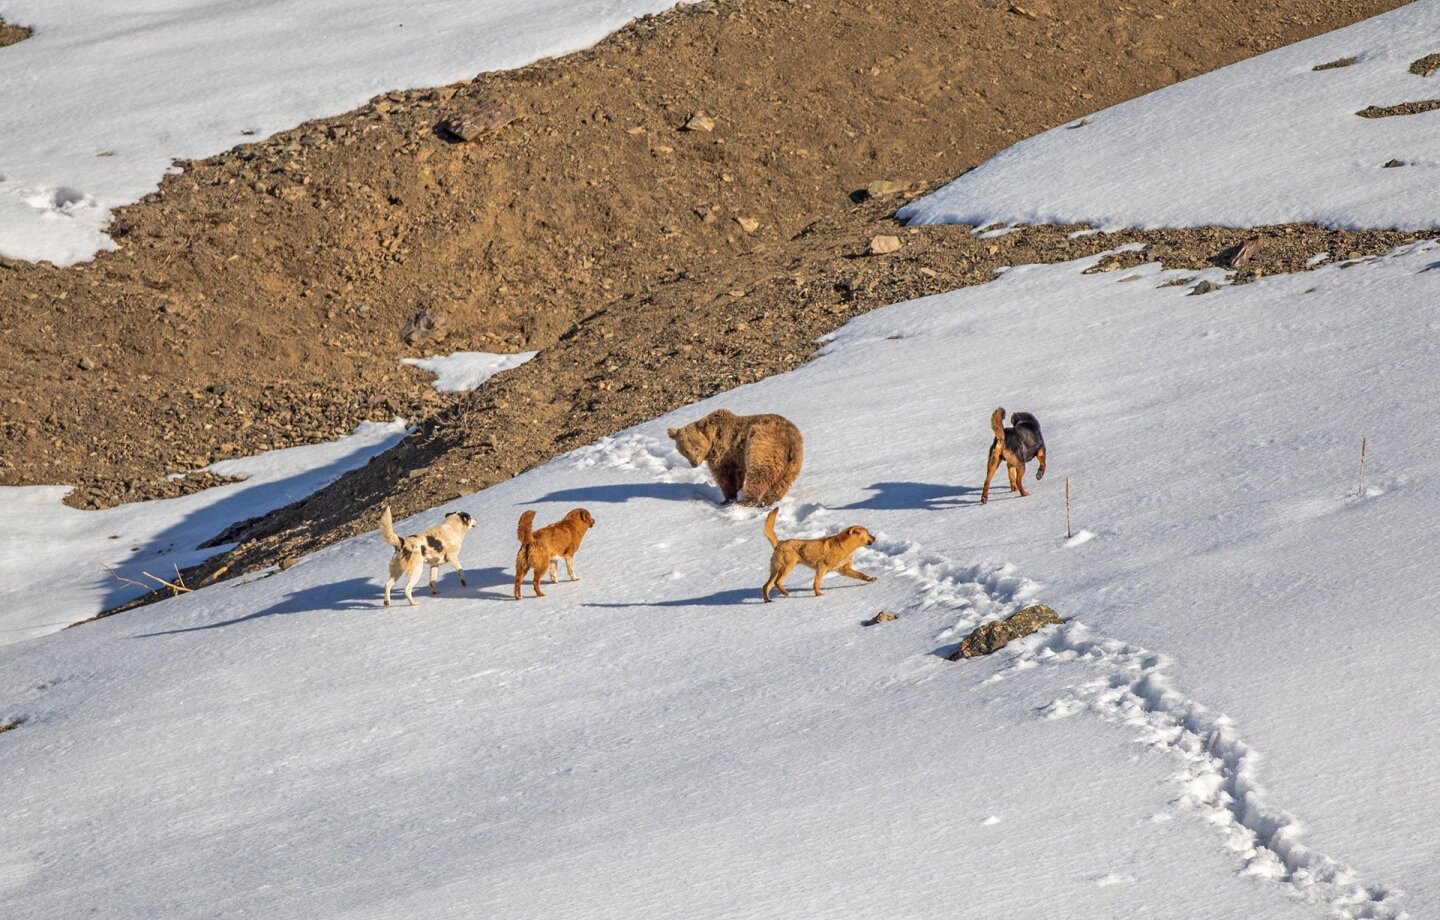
666, 409, 803, 506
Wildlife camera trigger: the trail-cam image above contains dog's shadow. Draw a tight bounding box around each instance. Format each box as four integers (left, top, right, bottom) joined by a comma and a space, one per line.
586, 580, 874, 610
466, 566, 525, 601
531, 481, 721, 505
135, 576, 377, 637
838, 481, 981, 511
586, 586, 761, 609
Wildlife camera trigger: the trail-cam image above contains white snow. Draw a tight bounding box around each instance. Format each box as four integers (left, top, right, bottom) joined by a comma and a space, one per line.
0, 419, 405, 645
402, 350, 537, 392
5, 244, 1440, 917
0, 0, 675, 265
899, 0, 1440, 231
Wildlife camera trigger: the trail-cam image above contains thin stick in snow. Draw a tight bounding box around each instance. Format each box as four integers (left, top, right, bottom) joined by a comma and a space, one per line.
1358, 435, 1367, 497
102, 564, 193, 596
1065, 477, 1072, 539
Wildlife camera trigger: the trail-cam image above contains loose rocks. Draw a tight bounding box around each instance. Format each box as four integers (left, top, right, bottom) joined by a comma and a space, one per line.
948, 604, 1062, 660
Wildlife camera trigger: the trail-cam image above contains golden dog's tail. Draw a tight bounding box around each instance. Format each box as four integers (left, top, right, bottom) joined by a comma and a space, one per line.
763, 507, 781, 548
517, 509, 537, 546
379, 505, 403, 549
990, 406, 1006, 442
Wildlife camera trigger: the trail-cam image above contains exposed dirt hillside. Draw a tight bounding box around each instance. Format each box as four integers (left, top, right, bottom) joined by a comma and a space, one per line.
2, 0, 1407, 511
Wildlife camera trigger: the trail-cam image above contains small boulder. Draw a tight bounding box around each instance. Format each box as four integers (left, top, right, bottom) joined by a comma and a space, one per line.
439, 100, 518, 142
402, 308, 448, 345
869, 235, 902, 255
864, 610, 898, 627
948, 604, 1062, 660
864, 179, 907, 199
682, 112, 715, 132
1227, 237, 1263, 268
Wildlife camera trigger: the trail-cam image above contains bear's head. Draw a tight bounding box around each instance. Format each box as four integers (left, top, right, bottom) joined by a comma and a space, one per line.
667, 422, 712, 468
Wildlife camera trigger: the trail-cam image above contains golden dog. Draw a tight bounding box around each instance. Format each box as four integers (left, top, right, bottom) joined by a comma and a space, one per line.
761, 508, 876, 602
379, 505, 475, 607
514, 508, 595, 600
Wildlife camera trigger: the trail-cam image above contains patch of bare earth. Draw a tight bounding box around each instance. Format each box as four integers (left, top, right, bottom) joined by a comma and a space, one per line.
0, 18, 30, 47
0, 0, 1409, 510
1356, 99, 1440, 118
1409, 53, 1440, 77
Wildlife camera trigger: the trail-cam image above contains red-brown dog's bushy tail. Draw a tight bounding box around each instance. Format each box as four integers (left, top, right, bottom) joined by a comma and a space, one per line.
763, 507, 781, 548
517, 509, 537, 545
990, 406, 1006, 441
379, 505, 403, 548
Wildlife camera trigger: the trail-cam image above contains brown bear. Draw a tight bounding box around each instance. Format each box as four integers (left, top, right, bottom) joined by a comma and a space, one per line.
666, 409, 803, 506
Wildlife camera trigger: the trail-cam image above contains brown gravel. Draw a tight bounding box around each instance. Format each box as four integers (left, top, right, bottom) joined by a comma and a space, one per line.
1, 0, 1409, 510
1356, 99, 1440, 118
0, 18, 30, 47
1409, 53, 1440, 77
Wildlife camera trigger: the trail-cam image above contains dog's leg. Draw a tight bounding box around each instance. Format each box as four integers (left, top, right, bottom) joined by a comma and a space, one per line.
429, 563, 440, 595
765, 559, 796, 601
982, 443, 1003, 504
1015, 463, 1030, 498
514, 564, 526, 600
763, 559, 783, 602
449, 555, 468, 587
813, 566, 829, 597
533, 566, 547, 597
547, 558, 560, 584
1007, 460, 1020, 493
839, 562, 876, 583
1035, 446, 1047, 480
405, 568, 421, 607
383, 576, 395, 607
564, 555, 578, 581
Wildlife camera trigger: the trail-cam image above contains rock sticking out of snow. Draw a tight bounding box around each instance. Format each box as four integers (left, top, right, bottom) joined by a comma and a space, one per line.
949, 604, 1063, 660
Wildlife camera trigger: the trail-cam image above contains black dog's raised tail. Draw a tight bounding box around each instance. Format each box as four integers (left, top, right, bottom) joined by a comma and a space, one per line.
990, 407, 1006, 442
1010, 411, 1042, 434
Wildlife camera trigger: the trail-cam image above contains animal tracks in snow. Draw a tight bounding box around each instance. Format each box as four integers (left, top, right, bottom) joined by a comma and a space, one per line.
998, 625, 1407, 920
575, 432, 1405, 918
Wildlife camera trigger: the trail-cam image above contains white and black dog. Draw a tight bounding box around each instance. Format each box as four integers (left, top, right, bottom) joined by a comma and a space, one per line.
379, 506, 475, 606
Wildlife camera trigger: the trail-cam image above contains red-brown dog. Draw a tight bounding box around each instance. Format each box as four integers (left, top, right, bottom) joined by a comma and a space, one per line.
514, 508, 595, 599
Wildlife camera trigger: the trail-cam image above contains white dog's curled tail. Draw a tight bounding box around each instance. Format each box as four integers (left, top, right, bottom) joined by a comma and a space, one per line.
379, 505, 403, 549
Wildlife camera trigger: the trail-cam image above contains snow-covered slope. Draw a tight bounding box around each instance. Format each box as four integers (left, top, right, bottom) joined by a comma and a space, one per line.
899, 0, 1440, 231
5, 244, 1439, 918
0, 420, 405, 645
0, 0, 673, 265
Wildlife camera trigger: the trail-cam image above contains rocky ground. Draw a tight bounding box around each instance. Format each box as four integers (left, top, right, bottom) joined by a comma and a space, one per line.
0, 18, 29, 47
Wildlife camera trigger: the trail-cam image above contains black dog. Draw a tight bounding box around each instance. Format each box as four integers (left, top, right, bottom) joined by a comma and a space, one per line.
981, 407, 1047, 504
